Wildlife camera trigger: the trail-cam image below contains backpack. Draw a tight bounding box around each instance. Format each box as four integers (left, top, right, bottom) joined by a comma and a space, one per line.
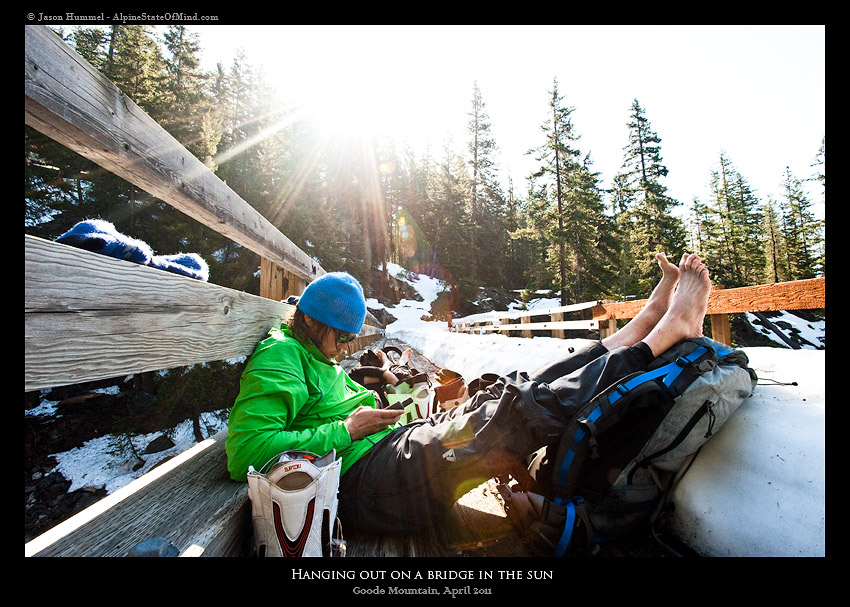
523, 336, 758, 556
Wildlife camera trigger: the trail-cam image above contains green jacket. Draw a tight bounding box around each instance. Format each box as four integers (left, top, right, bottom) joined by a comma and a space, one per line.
225, 325, 393, 481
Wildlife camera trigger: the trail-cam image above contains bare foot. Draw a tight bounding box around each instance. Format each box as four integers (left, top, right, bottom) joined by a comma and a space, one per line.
376, 349, 391, 370
651, 253, 680, 304
643, 254, 711, 357
602, 253, 680, 350
370, 351, 400, 385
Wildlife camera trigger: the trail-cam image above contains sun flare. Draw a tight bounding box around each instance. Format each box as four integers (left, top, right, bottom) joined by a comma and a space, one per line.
302, 89, 396, 147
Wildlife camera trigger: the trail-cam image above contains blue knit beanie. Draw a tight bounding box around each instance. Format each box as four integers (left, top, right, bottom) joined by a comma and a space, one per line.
297, 272, 366, 335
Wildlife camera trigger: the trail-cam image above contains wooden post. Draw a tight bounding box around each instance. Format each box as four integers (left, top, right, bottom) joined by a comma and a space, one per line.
598, 299, 618, 339
521, 315, 532, 339
259, 257, 285, 301
260, 258, 308, 302
709, 286, 732, 345
284, 270, 307, 300
551, 312, 565, 339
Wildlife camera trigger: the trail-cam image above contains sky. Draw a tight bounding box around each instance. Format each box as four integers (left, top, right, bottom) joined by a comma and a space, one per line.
182, 24, 824, 217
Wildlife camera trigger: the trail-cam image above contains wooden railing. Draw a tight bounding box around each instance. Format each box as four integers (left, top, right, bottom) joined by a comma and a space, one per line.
26, 25, 320, 291
25, 24, 384, 390
452, 300, 603, 338
24, 25, 383, 556
452, 278, 826, 346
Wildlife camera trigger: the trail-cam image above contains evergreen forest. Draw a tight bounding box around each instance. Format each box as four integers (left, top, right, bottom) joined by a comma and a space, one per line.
25, 26, 826, 314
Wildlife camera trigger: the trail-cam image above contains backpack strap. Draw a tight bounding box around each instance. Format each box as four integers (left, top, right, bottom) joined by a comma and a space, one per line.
612, 345, 715, 403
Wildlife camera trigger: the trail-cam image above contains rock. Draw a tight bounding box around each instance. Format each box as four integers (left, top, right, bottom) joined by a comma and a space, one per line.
367, 306, 397, 326
126, 536, 179, 557
143, 434, 175, 454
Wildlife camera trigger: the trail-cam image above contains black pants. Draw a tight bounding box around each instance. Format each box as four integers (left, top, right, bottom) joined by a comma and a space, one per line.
338, 340, 654, 534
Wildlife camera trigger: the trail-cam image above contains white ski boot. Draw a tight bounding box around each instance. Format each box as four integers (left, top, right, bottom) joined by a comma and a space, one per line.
247, 450, 344, 557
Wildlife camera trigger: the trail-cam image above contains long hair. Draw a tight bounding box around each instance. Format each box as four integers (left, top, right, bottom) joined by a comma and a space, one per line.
286, 307, 336, 348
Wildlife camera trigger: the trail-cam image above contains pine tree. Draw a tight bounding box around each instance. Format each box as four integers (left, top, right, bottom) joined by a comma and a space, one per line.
103, 26, 169, 116
565, 155, 617, 301
778, 167, 822, 279
511, 178, 552, 294
504, 177, 536, 289
528, 79, 582, 305
68, 26, 111, 72
701, 152, 765, 287
161, 26, 219, 164
613, 99, 686, 296
809, 136, 826, 275
465, 82, 507, 287
390, 143, 431, 268
607, 173, 639, 298
811, 136, 825, 197
424, 141, 472, 293
761, 197, 785, 283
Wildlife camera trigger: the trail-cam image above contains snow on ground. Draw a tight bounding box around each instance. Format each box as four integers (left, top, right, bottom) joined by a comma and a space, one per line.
668, 347, 825, 556
37, 264, 825, 556
51, 412, 228, 494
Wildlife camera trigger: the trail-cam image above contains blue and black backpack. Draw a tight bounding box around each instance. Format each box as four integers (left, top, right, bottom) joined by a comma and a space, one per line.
522, 336, 758, 556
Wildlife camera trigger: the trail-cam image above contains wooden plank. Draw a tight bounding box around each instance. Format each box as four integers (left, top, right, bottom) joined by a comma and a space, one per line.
508, 300, 601, 318
591, 277, 826, 320
486, 320, 600, 332
704, 277, 825, 315
24, 25, 322, 283
25, 235, 292, 391
25, 429, 250, 557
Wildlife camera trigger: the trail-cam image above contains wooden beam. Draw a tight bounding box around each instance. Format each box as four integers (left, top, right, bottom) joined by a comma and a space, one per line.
24, 25, 322, 283
25, 235, 293, 391
551, 312, 565, 339
710, 315, 732, 344
704, 277, 825, 315
25, 429, 250, 557
508, 300, 601, 319
489, 320, 600, 332
591, 278, 825, 320
598, 299, 618, 338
